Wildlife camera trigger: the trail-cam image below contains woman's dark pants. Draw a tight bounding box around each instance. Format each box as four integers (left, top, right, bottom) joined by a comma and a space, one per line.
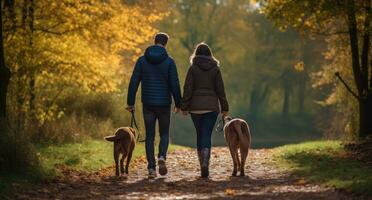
190, 111, 218, 150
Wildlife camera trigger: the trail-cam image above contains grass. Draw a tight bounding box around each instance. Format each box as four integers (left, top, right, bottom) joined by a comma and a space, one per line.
272, 141, 372, 195
0, 140, 186, 196
37, 140, 186, 173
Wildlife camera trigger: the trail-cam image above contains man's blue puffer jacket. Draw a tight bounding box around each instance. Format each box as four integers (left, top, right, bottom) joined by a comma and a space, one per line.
127, 45, 181, 107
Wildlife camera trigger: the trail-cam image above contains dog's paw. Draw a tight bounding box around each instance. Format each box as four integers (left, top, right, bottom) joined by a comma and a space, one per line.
232, 171, 237, 177
239, 172, 245, 177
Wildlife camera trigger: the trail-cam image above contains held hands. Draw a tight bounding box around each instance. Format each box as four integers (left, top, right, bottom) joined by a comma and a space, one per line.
173, 107, 181, 114
173, 106, 188, 116
126, 105, 135, 112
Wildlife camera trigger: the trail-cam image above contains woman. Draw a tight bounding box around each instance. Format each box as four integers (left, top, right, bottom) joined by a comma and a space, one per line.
181, 43, 229, 178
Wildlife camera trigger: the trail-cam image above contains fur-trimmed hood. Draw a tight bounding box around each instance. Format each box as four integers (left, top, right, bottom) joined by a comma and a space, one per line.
191, 55, 219, 71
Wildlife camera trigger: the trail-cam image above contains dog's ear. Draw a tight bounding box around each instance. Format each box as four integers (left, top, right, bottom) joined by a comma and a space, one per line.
224, 116, 233, 122
223, 116, 232, 121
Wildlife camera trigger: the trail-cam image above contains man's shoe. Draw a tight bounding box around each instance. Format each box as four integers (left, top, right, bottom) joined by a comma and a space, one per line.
148, 168, 157, 179
158, 156, 168, 176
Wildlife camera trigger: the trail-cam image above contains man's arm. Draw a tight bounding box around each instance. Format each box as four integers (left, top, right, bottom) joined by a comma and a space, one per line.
127, 58, 142, 109
168, 59, 181, 108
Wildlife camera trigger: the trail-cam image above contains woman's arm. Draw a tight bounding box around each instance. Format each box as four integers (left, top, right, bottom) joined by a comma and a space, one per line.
215, 68, 229, 112
181, 67, 193, 111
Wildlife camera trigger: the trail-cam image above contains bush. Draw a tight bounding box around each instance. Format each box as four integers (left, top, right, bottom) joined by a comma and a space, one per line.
59, 93, 130, 127
37, 113, 115, 144
30, 93, 131, 144
0, 120, 40, 174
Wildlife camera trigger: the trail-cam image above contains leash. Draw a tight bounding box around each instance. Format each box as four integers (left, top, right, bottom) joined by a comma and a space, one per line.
130, 110, 146, 142
215, 114, 225, 134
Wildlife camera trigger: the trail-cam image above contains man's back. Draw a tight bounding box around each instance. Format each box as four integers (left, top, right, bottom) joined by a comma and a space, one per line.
127, 45, 181, 107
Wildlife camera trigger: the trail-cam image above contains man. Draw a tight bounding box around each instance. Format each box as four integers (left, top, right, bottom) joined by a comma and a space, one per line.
127, 32, 181, 178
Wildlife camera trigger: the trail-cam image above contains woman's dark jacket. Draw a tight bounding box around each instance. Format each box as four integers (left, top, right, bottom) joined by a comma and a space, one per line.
181, 55, 229, 112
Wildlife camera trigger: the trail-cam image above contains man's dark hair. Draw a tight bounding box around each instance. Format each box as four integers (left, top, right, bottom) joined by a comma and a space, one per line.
154, 32, 169, 46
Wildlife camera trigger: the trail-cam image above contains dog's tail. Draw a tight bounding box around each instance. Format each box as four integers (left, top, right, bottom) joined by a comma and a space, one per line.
234, 121, 251, 149
104, 135, 117, 142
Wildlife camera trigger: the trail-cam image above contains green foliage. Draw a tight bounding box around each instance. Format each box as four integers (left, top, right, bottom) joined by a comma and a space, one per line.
161, 2, 326, 145
273, 141, 372, 195
261, 0, 372, 138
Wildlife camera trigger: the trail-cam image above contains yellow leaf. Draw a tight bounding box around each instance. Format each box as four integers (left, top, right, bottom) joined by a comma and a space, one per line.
225, 188, 236, 196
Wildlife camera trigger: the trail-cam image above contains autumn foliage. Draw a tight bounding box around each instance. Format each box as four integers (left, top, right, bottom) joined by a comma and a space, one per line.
3, 0, 165, 137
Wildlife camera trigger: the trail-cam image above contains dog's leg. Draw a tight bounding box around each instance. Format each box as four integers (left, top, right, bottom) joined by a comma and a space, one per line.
120, 151, 127, 175
125, 150, 133, 174
240, 122, 251, 177
114, 144, 120, 176
236, 148, 241, 173
239, 146, 248, 176
228, 143, 238, 176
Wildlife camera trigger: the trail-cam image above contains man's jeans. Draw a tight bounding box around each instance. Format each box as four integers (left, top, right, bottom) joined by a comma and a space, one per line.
143, 105, 171, 169
190, 111, 218, 151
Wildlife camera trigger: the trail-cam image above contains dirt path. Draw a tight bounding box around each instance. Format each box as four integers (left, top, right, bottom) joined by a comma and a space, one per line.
13, 147, 363, 200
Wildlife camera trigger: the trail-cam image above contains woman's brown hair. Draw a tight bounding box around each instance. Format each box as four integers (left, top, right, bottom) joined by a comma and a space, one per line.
190, 42, 219, 65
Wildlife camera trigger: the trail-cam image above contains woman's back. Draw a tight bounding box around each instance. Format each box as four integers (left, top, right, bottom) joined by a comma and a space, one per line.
181, 55, 228, 112
190, 55, 219, 92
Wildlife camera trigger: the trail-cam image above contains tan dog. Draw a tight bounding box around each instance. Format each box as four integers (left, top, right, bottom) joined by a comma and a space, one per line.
105, 127, 136, 176
223, 116, 251, 176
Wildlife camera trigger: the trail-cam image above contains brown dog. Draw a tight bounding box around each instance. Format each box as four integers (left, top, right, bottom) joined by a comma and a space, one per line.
105, 127, 136, 176
223, 116, 251, 176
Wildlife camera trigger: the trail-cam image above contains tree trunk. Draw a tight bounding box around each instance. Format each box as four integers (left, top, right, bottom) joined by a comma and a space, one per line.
249, 82, 270, 121
346, 0, 363, 95
346, 0, 372, 138
297, 72, 306, 115
282, 86, 290, 117
28, 0, 35, 120
0, 69, 10, 119
0, 0, 11, 119
359, 94, 372, 138
281, 69, 292, 118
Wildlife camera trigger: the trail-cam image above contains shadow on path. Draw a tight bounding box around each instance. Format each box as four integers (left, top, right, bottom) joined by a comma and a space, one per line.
12, 148, 362, 200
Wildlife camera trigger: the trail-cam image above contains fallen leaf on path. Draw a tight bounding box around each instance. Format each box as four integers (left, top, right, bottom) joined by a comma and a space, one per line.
225, 188, 236, 196
295, 178, 307, 185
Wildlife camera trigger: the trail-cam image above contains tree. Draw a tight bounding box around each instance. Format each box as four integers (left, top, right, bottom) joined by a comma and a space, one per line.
262, 0, 372, 138
0, 0, 11, 119
249, 81, 270, 120
3, 0, 165, 129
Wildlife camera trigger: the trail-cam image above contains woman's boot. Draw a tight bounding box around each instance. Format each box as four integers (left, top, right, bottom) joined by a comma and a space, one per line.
200, 148, 210, 178
197, 150, 202, 174
197, 150, 202, 165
